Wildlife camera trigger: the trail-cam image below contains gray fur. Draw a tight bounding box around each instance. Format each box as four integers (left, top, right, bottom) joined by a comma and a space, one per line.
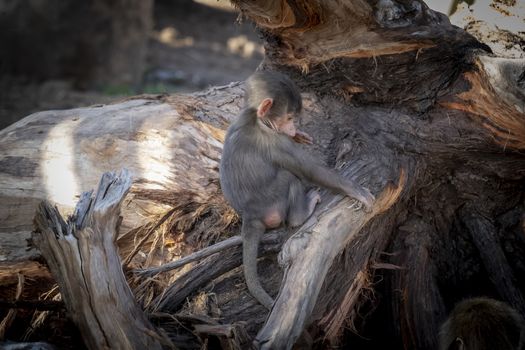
439, 297, 525, 350
219, 72, 374, 308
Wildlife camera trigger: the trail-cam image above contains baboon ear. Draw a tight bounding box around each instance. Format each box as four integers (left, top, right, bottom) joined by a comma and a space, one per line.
257, 98, 273, 118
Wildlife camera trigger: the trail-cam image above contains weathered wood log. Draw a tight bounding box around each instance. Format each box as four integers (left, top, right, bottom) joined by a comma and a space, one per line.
32, 170, 168, 350
255, 175, 404, 349
0, 89, 241, 262
0, 1, 524, 349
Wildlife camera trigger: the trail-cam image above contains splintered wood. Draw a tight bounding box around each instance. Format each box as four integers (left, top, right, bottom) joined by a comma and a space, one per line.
33, 170, 167, 350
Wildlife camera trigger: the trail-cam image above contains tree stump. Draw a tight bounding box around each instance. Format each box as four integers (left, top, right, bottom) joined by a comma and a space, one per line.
0, 1, 524, 349
32, 170, 166, 350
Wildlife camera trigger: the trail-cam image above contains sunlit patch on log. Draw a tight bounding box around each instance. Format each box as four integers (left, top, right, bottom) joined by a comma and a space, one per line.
41, 120, 80, 208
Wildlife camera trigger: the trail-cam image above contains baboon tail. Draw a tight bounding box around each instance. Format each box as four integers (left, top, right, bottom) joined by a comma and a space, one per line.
241, 219, 274, 309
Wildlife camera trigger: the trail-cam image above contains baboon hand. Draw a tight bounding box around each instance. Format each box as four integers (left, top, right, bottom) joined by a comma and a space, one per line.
347, 186, 375, 212
293, 130, 313, 145
359, 187, 375, 212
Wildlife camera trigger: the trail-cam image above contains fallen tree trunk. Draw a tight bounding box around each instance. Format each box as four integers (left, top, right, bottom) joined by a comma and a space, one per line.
0, 0, 524, 349
0, 88, 242, 262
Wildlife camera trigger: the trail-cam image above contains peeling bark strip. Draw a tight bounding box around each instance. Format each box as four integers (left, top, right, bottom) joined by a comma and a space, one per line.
32, 170, 167, 350
441, 56, 525, 150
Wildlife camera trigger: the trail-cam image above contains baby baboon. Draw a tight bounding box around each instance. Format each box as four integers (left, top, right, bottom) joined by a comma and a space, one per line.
219, 71, 374, 308
439, 297, 525, 350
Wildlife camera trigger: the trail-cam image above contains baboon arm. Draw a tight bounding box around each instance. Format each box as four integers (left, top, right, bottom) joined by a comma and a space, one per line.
272, 140, 352, 195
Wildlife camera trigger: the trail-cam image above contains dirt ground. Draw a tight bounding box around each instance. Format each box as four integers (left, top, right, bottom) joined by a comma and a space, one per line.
0, 0, 263, 130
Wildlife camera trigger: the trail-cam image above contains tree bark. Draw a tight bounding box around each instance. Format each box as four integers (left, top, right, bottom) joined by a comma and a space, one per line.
0, 88, 242, 262
0, 1, 524, 349
32, 170, 167, 350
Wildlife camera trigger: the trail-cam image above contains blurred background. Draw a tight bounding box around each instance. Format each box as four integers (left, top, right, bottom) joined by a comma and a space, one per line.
0, 0, 522, 130
0, 0, 263, 129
